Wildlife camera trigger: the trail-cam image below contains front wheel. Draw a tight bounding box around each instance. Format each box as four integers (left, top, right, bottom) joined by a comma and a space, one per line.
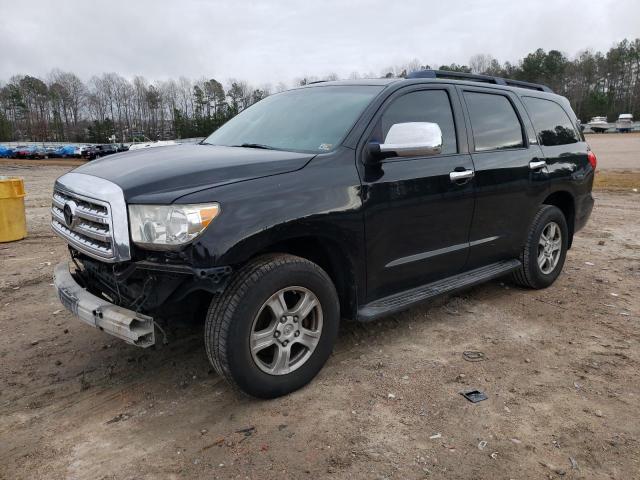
205, 254, 340, 398
512, 205, 569, 289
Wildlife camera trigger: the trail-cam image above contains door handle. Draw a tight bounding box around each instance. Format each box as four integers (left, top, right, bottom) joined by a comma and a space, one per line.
449, 169, 474, 182
529, 160, 547, 170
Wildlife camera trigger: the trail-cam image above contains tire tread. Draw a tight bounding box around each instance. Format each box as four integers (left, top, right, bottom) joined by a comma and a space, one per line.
512, 204, 561, 288
204, 254, 333, 393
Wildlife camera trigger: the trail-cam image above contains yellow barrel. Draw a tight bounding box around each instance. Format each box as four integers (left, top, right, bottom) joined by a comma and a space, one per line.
0, 176, 27, 242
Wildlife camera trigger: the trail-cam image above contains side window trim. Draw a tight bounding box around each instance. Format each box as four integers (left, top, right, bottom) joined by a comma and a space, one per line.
356, 84, 469, 164
458, 87, 529, 153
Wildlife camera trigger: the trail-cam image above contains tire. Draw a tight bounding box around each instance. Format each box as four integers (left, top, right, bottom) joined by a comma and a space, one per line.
512, 205, 569, 289
204, 254, 340, 398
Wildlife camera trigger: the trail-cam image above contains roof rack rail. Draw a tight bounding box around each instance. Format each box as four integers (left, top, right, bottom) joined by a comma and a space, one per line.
406, 69, 553, 93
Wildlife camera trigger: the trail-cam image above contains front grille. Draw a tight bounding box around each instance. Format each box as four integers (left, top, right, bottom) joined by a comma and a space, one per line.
51, 188, 115, 260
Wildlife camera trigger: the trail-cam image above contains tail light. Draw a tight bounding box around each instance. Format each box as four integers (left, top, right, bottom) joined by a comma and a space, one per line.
587, 150, 597, 170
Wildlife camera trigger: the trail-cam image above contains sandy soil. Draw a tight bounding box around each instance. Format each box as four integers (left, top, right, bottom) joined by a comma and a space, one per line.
1, 148, 639, 479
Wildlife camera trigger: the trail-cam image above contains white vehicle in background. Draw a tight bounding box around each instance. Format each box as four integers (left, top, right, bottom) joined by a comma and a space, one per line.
73, 145, 84, 157
128, 140, 178, 151
587, 116, 610, 133
616, 113, 634, 133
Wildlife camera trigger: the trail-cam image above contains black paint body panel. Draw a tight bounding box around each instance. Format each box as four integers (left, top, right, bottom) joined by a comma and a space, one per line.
75, 143, 314, 204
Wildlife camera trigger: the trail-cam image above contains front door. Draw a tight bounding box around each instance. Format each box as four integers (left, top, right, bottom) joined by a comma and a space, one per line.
360, 86, 475, 301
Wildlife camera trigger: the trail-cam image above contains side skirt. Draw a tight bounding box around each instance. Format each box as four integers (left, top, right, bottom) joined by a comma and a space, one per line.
357, 259, 521, 322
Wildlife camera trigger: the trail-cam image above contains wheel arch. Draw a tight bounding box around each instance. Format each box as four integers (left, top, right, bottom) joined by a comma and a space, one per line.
542, 190, 576, 247
251, 235, 359, 320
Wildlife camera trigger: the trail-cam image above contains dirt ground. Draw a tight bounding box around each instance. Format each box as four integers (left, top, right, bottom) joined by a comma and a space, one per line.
1, 137, 639, 479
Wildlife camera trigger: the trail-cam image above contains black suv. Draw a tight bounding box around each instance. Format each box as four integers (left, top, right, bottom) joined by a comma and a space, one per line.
52, 70, 595, 398
95, 144, 119, 157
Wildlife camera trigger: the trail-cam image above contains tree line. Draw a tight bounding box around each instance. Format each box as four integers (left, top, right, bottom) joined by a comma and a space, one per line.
1, 38, 638, 143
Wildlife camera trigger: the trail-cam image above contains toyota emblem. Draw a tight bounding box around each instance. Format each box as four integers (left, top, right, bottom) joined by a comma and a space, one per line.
63, 201, 77, 229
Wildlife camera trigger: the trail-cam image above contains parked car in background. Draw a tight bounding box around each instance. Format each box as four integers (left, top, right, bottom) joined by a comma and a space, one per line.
616, 113, 634, 132
52, 70, 595, 398
31, 146, 48, 159
46, 146, 59, 158
95, 144, 119, 156
117, 144, 129, 152
14, 146, 33, 159
0, 145, 15, 158
81, 145, 99, 160
73, 145, 98, 159
56, 145, 77, 158
14, 145, 48, 159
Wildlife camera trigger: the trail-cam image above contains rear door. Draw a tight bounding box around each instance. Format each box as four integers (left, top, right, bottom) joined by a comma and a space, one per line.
359, 85, 475, 301
520, 95, 588, 189
459, 87, 548, 268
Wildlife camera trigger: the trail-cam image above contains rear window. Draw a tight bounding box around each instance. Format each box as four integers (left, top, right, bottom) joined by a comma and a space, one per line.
523, 96, 579, 146
464, 92, 524, 152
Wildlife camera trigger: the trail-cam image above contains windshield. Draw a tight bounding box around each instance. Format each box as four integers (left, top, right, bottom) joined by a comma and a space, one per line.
202, 85, 383, 153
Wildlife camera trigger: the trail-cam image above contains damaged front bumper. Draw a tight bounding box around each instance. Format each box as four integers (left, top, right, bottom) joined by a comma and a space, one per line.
53, 262, 155, 347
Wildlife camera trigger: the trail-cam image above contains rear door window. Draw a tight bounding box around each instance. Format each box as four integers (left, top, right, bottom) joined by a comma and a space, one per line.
379, 90, 457, 155
522, 96, 579, 146
463, 91, 524, 152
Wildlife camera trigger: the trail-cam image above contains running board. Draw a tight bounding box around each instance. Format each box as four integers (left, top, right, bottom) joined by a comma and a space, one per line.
357, 259, 521, 322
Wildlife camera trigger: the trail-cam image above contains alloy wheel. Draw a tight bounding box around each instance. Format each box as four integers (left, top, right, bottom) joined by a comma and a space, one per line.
250, 286, 323, 375
537, 221, 562, 274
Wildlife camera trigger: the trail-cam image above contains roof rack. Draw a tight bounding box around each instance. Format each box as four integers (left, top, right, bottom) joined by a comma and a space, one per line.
406, 69, 553, 93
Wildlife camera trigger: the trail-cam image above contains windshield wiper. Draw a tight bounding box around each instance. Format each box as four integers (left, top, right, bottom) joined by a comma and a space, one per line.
232, 143, 276, 150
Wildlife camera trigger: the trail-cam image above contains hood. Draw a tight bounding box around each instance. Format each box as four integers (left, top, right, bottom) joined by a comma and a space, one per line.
73, 143, 315, 203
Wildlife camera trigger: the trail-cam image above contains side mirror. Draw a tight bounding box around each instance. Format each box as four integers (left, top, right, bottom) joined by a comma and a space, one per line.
375, 122, 443, 158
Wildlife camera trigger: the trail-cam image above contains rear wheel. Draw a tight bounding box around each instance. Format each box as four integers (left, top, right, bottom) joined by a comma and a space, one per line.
204, 254, 339, 398
512, 205, 569, 289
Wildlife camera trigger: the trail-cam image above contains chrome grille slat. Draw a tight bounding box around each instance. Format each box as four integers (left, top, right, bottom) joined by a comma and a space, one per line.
52, 207, 112, 242
51, 187, 115, 260
53, 191, 108, 216
53, 192, 109, 223
51, 221, 113, 258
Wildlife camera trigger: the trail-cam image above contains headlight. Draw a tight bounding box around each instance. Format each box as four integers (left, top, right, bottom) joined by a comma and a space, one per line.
128, 203, 220, 249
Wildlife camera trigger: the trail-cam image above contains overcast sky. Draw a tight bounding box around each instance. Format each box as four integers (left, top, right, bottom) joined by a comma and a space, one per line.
2, 0, 639, 86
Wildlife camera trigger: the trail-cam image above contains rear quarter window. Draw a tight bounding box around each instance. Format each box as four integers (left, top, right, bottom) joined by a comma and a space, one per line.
522, 96, 580, 146
464, 91, 524, 152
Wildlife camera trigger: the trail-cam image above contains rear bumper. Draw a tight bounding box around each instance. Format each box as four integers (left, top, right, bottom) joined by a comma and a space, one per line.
53, 262, 155, 347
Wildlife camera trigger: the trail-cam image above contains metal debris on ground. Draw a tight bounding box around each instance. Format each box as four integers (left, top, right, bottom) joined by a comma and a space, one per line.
463, 350, 486, 362
235, 426, 256, 436
461, 390, 488, 403
106, 413, 131, 424
477, 440, 487, 450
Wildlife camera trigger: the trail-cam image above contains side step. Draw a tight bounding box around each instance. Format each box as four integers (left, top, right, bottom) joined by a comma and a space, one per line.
357, 259, 521, 322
